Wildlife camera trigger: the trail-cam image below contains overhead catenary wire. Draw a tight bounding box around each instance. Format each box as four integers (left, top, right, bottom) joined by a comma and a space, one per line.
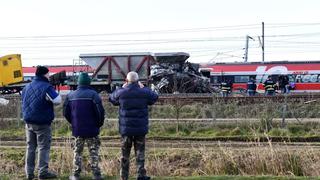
1, 22, 320, 40
1, 22, 320, 65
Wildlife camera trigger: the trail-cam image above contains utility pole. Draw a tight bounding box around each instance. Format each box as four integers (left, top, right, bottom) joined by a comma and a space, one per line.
262, 22, 265, 62
244, 35, 254, 62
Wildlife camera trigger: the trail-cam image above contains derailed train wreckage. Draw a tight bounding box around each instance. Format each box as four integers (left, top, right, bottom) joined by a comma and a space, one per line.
150, 54, 212, 93
0, 52, 212, 94
68, 52, 213, 93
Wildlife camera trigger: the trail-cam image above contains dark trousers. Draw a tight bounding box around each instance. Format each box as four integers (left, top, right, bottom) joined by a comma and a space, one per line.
25, 124, 52, 176
265, 90, 275, 96
247, 90, 256, 96
120, 135, 146, 180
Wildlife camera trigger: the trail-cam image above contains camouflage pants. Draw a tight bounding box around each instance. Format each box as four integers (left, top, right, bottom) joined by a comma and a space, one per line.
120, 135, 146, 180
72, 136, 101, 176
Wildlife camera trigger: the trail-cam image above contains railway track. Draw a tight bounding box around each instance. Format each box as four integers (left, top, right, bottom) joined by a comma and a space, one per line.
1, 136, 320, 149
3, 136, 320, 142
3, 93, 320, 104
1, 118, 320, 123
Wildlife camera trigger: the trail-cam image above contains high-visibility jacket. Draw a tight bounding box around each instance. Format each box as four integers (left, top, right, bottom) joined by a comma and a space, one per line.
263, 79, 276, 91
221, 82, 232, 92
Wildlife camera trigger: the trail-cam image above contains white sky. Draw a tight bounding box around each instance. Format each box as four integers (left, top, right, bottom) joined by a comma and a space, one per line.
1, 0, 320, 66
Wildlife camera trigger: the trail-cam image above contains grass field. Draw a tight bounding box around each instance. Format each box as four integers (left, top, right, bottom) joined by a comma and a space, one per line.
1, 119, 320, 139
0, 175, 319, 180
1, 144, 320, 177
2, 97, 320, 179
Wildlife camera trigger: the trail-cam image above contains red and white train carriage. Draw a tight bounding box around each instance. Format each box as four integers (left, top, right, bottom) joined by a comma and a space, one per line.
200, 61, 320, 93
22, 60, 320, 93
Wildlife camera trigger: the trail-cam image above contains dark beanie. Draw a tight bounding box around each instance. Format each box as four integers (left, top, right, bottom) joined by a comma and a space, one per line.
35, 66, 49, 76
78, 72, 91, 85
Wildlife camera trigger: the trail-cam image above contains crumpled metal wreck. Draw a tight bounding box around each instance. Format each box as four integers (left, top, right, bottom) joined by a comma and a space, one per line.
150, 52, 213, 93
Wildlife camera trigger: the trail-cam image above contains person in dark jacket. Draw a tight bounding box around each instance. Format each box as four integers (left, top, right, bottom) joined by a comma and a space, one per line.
278, 75, 290, 94
63, 73, 105, 180
220, 79, 232, 97
263, 76, 276, 96
109, 71, 158, 180
22, 66, 61, 180
247, 77, 257, 96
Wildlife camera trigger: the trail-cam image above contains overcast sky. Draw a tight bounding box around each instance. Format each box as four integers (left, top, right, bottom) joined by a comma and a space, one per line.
1, 0, 320, 66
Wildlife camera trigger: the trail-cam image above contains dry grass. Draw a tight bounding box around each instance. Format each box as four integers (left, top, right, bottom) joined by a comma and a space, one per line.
1, 96, 320, 177
1, 140, 320, 177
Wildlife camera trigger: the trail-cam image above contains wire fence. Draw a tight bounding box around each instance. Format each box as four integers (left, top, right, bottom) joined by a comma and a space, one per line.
1, 94, 320, 124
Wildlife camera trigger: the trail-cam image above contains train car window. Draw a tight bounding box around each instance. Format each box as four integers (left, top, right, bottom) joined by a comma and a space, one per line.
211, 76, 218, 84
295, 75, 302, 83
310, 74, 318, 83
249, 75, 257, 80
13, 70, 22, 78
302, 75, 311, 83
217, 76, 234, 83
288, 75, 295, 82
318, 75, 320, 83
201, 71, 210, 78
234, 75, 249, 83
224, 76, 234, 83
24, 76, 33, 81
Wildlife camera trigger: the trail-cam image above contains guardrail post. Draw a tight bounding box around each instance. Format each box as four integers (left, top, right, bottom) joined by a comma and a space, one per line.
281, 94, 288, 128
211, 94, 217, 122
16, 99, 21, 128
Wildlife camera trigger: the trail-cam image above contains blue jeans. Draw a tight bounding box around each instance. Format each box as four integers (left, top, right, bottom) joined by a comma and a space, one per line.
25, 124, 52, 176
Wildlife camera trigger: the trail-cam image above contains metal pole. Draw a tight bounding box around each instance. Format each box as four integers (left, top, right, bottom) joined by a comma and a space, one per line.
281, 94, 287, 128
17, 100, 21, 128
244, 35, 249, 62
262, 22, 265, 62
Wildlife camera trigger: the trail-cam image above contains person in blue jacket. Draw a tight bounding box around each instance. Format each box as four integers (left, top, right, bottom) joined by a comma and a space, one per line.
109, 71, 158, 180
63, 73, 105, 180
247, 77, 257, 96
22, 66, 61, 180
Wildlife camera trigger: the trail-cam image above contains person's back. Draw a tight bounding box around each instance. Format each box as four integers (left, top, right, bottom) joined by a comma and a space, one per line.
110, 81, 158, 136
64, 86, 104, 137
247, 78, 257, 96
220, 80, 231, 97
63, 73, 105, 180
22, 76, 55, 125
22, 66, 61, 180
109, 71, 158, 180
283, 75, 290, 94
263, 77, 276, 96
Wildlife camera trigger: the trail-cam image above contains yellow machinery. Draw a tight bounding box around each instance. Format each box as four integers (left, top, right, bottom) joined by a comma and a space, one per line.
0, 54, 23, 87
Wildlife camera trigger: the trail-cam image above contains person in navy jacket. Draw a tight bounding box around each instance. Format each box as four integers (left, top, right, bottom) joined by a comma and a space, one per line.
63, 73, 105, 180
22, 66, 61, 180
247, 77, 257, 96
109, 71, 158, 180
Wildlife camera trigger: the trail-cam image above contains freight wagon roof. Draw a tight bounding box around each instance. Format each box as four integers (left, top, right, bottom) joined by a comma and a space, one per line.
80, 52, 189, 58
80, 52, 190, 63
79, 52, 153, 58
